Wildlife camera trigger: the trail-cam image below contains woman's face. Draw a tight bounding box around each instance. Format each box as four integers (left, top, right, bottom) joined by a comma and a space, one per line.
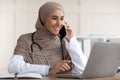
44, 9, 64, 35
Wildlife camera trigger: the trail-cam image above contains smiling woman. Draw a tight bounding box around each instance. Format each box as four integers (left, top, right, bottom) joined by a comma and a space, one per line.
8, 1, 87, 76
44, 9, 64, 35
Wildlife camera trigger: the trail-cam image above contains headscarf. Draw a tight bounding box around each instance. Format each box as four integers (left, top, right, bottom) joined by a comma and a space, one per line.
35, 1, 64, 31
14, 2, 71, 67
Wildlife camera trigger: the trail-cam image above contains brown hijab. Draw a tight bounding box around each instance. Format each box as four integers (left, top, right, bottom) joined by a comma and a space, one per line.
14, 2, 71, 67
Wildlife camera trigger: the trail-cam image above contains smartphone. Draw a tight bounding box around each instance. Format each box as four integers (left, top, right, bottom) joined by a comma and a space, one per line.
59, 26, 66, 40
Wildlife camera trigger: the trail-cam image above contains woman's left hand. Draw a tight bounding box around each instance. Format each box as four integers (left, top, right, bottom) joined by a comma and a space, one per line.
49, 60, 71, 75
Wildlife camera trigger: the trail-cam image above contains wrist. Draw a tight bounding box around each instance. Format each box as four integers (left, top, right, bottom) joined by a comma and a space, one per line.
49, 67, 54, 75
65, 35, 73, 42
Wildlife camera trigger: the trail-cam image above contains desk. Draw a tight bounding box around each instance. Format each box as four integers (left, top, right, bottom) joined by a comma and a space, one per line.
0, 74, 120, 80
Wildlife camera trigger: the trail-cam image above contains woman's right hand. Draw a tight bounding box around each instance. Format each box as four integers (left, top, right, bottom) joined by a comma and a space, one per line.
62, 21, 74, 42
49, 60, 71, 75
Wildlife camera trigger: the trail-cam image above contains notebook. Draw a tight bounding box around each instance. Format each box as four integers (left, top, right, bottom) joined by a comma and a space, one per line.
55, 42, 120, 78
0, 73, 42, 79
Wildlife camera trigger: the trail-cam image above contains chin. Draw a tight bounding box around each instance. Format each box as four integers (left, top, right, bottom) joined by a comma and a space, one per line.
52, 32, 59, 36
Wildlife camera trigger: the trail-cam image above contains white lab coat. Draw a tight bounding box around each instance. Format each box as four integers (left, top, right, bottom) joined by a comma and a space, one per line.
8, 36, 87, 76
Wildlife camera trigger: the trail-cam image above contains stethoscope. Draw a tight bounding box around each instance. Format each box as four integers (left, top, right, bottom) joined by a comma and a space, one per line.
30, 32, 64, 65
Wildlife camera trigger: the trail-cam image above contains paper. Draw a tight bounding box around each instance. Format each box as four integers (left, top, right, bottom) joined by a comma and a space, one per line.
0, 73, 42, 79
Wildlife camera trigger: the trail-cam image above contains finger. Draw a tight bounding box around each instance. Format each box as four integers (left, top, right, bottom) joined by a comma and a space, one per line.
59, 67, 66, 71
62, 63, 71, 70
61, 21, 67, 26
62, 21, 69, 29
64, 63, 71, 69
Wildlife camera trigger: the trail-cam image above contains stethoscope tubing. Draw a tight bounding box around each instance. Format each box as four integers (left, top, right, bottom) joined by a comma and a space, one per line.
30, 32, 64, 65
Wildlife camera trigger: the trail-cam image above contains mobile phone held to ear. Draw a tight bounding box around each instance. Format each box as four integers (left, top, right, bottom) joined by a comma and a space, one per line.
59, 26, 66, 40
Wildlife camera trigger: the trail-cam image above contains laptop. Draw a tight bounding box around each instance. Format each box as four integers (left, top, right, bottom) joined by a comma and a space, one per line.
54, 42, 120, 78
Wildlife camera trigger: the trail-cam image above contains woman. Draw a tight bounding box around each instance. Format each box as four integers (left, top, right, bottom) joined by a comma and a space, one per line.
8, 2, 87, 76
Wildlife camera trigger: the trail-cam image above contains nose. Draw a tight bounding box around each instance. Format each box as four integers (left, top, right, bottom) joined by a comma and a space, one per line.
56, 19, 61, 26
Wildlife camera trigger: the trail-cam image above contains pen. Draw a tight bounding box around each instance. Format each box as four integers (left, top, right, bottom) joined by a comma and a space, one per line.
15, 73, 18, 78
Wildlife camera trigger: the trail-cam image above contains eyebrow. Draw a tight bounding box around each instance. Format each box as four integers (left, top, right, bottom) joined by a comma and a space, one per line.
51, 15, 64, 18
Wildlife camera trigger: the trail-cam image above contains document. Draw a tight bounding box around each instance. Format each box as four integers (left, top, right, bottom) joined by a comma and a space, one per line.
0, 73, 42, 79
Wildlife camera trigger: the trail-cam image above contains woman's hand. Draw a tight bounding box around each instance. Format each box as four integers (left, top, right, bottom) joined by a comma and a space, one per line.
49, 60, 71, 75
62, 22, 74, 42
65, 26, 73, 42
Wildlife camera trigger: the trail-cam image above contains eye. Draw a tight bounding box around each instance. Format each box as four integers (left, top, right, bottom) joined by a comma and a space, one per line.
51, 15, 64, 21
51, 16, 57, 20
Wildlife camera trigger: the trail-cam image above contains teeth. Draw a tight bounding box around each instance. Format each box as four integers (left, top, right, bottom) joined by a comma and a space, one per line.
54, 27, 60, 30
55, 28, 59, 30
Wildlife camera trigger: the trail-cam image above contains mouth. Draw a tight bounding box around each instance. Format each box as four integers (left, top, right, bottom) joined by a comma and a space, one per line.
53, 26, 61, 31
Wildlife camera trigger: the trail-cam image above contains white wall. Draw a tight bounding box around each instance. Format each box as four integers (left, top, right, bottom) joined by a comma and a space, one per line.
80, 0, 120, 36
0, 0, 16, 73
0, 0, 120, 73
